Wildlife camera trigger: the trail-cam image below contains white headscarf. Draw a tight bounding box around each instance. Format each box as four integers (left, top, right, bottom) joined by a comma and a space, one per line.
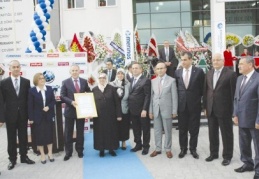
97, 73, 108, 92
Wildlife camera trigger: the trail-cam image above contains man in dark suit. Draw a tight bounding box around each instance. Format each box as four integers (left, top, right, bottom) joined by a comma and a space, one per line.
175, 51, 205, 159
203, 53, 237, 166
0, 86, 4, 175
103, 59, 116, 82
159, 40, 178, 78
233, 56, 259, 179
126, 63, 133, 82
128, 62, 151, 155
0, 60, 35, 170
60, 64, 91, 161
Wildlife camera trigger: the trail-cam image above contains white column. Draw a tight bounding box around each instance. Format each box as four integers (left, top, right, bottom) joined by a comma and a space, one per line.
210, 0, 225, 54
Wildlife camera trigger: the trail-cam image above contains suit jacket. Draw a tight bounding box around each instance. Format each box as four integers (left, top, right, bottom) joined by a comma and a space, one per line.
175, 66, 205, 113
60, 77, 91, 118
28, 86, 56, 124
204, 67, 237, 118
159, 47, 178, 68
0, 87, 4, 122
128, 75, 151, 116
149, 75, 178, 119
233, 71, 259, 128
103, 69, 117, 82
0, 77, 30, 123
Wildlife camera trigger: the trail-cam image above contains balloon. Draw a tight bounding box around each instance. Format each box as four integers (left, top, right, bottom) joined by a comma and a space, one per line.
42, 36, 46, 41
34, 41, 40, 48
40, 3, 46, 9
46, 6, 52, 12
49, 0, 54, 5
30, 31, 36, 37
37, 10, 44, 16
38, 39, 44, 43
43, 8, 47, 13
38, 0, 44, 3
33, 27, 40, 33
41, 30, 46, 36
42, 21, 48, 27
44, 13, 50, 19
50, 4, 53, 9
38, 25, 44, 30
45, 1, 51, 6
31, 36, 38, 42
40, 15, 46, 22
35, 19, 42, 25
35, 5, 41, 12
34, 14, 40, 20
29, 45, 35, 51
36, 47, 42, 53
36, 33, 43, 39
25, 48, 31, 53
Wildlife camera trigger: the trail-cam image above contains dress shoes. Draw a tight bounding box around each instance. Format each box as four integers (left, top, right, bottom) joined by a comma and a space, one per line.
221, 159, 231, 166
190, 151, 199, 159
78, 153, 84, 158
109, 150, 117, 156
205, 155, 219, 162
166, 151, 173, 159
142, 148, 149, 155
41, 160, 46, 164
48, 156, 55, 162
99, 150, 105, 157
8, 161, 16, 170
63, 155, 71, 161
20, 157, 35, 164
254, 171, 259, 179
150, 151, 161, 157
234, 165, 254, 173
130, 146, 142, 152
178, 150, 187, 158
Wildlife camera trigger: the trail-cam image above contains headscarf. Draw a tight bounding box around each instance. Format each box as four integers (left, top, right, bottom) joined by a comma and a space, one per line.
110, 68, 127, 97
97, 73, 108, 92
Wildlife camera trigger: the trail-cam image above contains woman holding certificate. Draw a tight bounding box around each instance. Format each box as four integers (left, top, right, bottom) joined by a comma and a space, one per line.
93, 73, 122, 157
28, 73, 56, 164
110, 68, 130, 150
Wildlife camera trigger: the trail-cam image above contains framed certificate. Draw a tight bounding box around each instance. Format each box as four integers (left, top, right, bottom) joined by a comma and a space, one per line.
74, 93, 98, 118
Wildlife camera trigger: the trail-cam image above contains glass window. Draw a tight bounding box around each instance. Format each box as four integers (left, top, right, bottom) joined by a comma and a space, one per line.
226, 9, 257, 24
137, 14, 151, 28
181, 12, 192, 27
138, 29, 151, 45
181, 0, 191, 11
151, 13, 181, 28
226, 25, 255, 37
152, 28, 180, 44
67, 0, 84, 9
136, 1, 150, 13
150, 0, 180, 13
98, 0, 116, 7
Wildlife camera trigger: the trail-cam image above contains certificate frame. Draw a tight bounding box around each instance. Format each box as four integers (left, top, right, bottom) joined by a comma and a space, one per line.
74, 93, 98, 118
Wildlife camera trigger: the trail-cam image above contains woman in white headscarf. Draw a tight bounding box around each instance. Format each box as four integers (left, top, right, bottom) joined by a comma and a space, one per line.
110, 68, 130, 150
92, 73, 122, 157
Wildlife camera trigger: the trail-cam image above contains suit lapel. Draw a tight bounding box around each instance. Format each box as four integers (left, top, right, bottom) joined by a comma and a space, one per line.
214, 67, 226, 90
160, 75, 168, 96
241, 71, 256, 96
8, 77, 18, 96
69, 78, 76, 92
79, 78, 84, 92
188, 66, 196, 89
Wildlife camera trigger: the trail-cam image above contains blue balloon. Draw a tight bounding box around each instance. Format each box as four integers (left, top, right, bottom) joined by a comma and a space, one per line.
40, 3, 46, 9
41, 30, 46, 36
25, 48, 31, 53
50, 4, 53, 9
38, 0, 44, 3
49, 0, 54, 5
42, 36, 46, 41
35, 19, 42, 25
38, 25, 44, 30
34, 14, 40, 20
43, 8, 47, 13
31, 36, 37, 42
34, 41, 40, 48
36, 47, 42, 53
44, 13, 51, 19
30, 31, 36, 37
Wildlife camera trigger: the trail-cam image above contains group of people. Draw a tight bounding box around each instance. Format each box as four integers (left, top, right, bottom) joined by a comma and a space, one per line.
0, 46, 259, 179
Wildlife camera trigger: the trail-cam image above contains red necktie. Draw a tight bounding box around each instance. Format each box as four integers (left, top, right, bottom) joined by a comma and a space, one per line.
74, 79, 80, 93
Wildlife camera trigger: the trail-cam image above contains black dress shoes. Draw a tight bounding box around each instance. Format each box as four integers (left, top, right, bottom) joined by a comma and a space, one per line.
130, 146, 142, 152
142, 148, 149, 155
41, 160, 46, 164
234, 165, 254, 173
254, 171, 259, 179
190, 151, 199, 159
21, 157, 35, 164
178, 150, 187, 158
205, 155, 219, 162
78, 153, 84, 158
99, 150, 105, 157
109, 150, 117, 156
63, 155, 71, 161
8, 161, 16, 170
222, 159, 231, 166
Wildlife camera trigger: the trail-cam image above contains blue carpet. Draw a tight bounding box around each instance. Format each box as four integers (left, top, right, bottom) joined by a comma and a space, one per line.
83, 132, 153, 179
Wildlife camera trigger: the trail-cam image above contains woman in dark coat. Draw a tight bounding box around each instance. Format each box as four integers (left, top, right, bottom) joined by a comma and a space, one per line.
28, 73, 56, 164
92, 73, 122, 157
110, 68, 130, 150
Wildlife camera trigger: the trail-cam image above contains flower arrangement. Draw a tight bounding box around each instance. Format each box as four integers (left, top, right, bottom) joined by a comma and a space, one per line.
87, 75, 96, 86
95, 34, 108, 62
58, 43, 68, 52
226, 33, 241, 46
242, 34, 254, 47
111, 32, 125, 69
83, 36, 95, 63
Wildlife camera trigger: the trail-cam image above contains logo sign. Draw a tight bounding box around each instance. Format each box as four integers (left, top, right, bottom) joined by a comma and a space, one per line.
47, 54, 59, 58
58, 62, 69, 66
30, 63, 42, 67
74, 53, 86, 57
125, 30, 131, 60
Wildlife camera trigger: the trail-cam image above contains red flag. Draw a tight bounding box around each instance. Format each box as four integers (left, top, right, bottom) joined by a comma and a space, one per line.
134, 25, 141, 55
70, 33, 84, 52
148, 34, 158, 57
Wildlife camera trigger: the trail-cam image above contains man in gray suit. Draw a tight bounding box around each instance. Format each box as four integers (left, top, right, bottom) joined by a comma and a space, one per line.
233, 56, 259, 179
149, 62, 178, 159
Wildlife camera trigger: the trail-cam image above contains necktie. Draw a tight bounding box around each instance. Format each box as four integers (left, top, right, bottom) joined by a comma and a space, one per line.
213, 70, 220, 89
184, 69, 189, 88
74, 79, 80, 93
108, 70, 111, 82
132, 78, 137, 88
158, 77, 163, 94
14, 78, 19, 95
240, 75, 247, 95
165, 48, 169, 62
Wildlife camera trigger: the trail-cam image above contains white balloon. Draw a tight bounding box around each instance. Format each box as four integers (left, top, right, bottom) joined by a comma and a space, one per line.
36, 33, 43, 39
35, 5, 41, 12
37, 10, 44, 16
29, 45, 35, 51
38, 39, 44, 44
42, 22, 48, 27
46, 6, 52, 12
32, 50, 38, 53
40, 16, 46, 22
33, 27, 40, 33
45, 1, 50, 6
